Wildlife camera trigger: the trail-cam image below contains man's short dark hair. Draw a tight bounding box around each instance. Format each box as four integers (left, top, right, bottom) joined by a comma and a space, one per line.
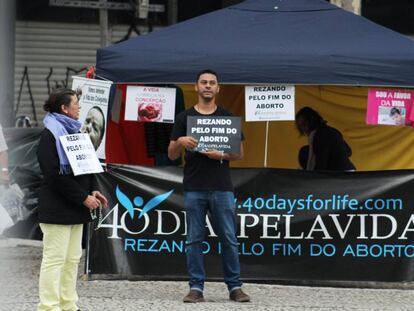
196, 69, 219, 83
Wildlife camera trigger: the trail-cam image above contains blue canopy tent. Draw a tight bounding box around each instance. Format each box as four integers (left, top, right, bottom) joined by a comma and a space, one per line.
96, 0, 414, 170
96, 0, 414, 87
89, 1, 414, 284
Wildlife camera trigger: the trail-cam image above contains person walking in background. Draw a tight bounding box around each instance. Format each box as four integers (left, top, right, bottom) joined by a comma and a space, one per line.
168, 69, 250, 303
37, 88, 108, 311
295, 106, 355, 171
0, 124, 9, 185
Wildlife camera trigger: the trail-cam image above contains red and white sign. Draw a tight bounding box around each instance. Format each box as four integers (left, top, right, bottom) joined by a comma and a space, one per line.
125, 86, 176, 123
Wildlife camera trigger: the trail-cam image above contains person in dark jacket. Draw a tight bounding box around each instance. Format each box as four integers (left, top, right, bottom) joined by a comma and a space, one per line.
295, 107, 355, 171
298, 145, 309, 170
37, 88, 108, 311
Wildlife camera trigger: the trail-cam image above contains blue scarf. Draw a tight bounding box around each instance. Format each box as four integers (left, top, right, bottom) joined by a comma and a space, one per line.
43, 113, 82, 175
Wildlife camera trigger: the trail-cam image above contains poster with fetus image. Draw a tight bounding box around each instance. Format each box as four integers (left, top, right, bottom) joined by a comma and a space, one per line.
125, 86, 176, 123
138, 102, 162, 121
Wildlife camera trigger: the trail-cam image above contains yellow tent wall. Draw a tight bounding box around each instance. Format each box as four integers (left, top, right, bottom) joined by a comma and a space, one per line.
179, 85, 414, 170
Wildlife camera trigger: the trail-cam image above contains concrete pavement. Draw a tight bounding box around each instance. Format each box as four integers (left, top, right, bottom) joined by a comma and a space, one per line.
1, 238, 414, 311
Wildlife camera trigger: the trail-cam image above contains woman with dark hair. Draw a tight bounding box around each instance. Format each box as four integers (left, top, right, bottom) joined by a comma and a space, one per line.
295, 107, 355, 171
37, 88, 108, 311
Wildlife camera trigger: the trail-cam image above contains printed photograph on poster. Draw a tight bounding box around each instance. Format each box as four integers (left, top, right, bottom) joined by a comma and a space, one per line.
125, 86, 176, 123
186, 116, 241, 153
245, 85, 295, 121
72, 76, 112, 159
366, 89, 414, 126
378, 106, 406, 126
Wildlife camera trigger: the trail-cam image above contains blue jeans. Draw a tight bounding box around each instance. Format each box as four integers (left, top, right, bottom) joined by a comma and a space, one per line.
184, 191, 242, 292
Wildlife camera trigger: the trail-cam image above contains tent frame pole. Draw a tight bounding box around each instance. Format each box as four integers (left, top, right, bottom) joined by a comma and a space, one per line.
264, 121, 269, 167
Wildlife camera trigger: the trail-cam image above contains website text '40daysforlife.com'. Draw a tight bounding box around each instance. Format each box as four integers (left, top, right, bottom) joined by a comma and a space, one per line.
235, 194, 403, 214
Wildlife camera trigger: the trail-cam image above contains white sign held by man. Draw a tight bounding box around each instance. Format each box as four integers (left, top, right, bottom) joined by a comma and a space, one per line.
187, 116, 241, 153
72, 76, 112, 160
125, 86, 176, 123
59, 134, 104, 176
245, 85, 295, 121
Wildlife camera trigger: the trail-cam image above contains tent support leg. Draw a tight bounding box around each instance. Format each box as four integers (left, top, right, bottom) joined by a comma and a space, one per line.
83, 222, 92, 281
264, 121, 269, 168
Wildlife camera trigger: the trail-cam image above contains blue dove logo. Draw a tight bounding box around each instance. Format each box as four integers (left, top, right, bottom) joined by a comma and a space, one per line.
115, 185, 173, 219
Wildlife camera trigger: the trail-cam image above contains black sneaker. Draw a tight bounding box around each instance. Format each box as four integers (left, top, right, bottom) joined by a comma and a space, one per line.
183, 289, 205, 303
229, 288, 250, 302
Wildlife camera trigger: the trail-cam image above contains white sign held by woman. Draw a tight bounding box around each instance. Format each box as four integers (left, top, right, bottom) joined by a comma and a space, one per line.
59, 134, 103, 176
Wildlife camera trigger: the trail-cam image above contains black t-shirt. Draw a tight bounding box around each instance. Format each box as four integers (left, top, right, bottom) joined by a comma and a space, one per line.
170, 106, 238, 191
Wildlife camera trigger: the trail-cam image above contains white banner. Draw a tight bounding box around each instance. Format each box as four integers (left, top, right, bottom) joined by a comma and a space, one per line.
125, 86, 176, 123
245, 85, 295, 121
72, 76, 112, 159
59, 134, 104, 176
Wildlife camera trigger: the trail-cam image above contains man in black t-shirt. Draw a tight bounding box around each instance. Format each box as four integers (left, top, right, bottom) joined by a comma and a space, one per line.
168, 70, 250, 303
